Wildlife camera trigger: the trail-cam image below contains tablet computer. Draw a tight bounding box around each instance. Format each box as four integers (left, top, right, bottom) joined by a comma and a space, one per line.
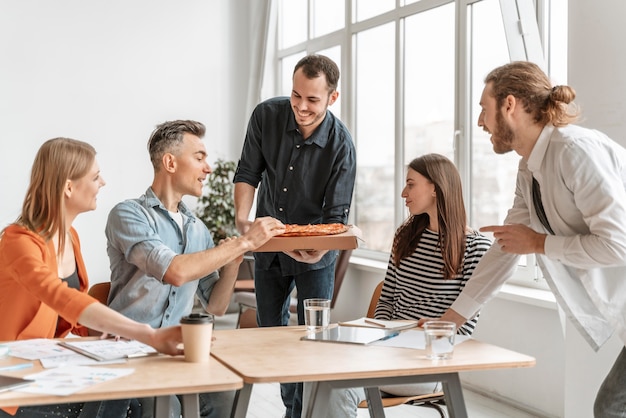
300, 326, 398, 345
0, 374, 32, 393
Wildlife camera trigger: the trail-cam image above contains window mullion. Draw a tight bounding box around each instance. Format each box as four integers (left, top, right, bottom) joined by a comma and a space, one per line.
455, 0, 472, 218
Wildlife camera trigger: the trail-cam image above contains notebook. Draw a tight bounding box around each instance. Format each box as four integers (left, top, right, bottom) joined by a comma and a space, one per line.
58, 339, 158, 362
338, 317, 418, 331
0, 375, 33, 393
300, 326, 399, 345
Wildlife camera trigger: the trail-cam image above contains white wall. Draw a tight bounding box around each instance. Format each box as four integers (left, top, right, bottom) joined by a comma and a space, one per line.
0, 0, 253, 282
562, 0, 626, 416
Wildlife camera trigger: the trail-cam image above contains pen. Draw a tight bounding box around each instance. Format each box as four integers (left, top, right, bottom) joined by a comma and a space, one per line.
364, 319, 387, 328
379, 332, 400, 341
0, 363, 34, 372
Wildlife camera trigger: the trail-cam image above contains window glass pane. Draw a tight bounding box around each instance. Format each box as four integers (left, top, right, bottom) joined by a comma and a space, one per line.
280, 53, 306, 96
313, 0, 345, 37
353, 0, 394, 22
470, 0, 516, 232
279, 0, 307, 49
354, 23, 395, 252
549, 0, 568, 84
315, 46, 342, 119
404, 3, 455, 166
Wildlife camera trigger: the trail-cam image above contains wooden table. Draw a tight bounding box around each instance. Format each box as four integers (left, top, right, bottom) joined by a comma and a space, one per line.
0, 352, 242, 418
211, 326, 536, 418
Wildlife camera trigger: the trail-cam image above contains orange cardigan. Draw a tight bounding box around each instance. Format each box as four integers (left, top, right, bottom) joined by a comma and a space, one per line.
0, 225, 97, 415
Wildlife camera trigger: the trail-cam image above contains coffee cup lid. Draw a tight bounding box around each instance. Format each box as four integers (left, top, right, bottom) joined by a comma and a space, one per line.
180, 313, 213, 324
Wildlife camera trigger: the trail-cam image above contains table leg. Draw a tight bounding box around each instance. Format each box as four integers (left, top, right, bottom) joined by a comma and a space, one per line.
302, 372, 468, 418
154, 396, 175, 418
442, 373, 468, 418
364, 387, 385, 417
301, 381, 318, 417
181, 394, 200, 418
231, 384, 253, 418
304, 381, 332, 418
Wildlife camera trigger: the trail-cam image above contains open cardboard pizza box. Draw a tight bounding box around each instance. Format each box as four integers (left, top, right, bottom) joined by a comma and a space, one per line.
254, 225, 363, 252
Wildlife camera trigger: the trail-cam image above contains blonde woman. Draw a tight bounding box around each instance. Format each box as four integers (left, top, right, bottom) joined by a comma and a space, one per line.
0, 138, 183, 417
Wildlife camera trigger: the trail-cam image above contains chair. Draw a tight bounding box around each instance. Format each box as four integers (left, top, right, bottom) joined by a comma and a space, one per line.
233, 249, 353, 328
357, 280, 447, 417
88, 282, 111, 305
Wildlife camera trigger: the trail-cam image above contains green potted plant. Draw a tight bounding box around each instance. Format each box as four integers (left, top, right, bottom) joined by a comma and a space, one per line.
195, 158, 238, 243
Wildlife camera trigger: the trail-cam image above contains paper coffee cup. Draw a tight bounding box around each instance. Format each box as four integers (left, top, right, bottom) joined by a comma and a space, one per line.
180, 313, 214, 363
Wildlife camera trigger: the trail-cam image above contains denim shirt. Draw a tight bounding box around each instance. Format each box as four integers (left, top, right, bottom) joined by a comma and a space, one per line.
234, 97, 357, 275
105, 188, 219, 328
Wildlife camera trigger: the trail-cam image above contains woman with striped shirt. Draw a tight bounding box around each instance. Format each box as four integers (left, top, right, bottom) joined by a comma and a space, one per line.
309, 153, 492, 417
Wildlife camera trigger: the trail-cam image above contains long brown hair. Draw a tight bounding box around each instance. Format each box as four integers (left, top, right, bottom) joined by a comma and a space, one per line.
392, 154, 467, 280
17, 138, 96, 253
485, 61, 579, 127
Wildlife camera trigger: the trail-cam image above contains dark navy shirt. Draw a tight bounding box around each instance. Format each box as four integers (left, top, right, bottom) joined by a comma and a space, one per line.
234, 97, 356, 275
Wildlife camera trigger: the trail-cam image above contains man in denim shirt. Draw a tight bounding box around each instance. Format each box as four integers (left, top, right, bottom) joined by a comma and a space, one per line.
233, 55, 356, 418
105, 120, 284, 418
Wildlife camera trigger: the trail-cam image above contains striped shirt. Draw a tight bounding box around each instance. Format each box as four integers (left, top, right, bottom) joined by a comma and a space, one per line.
374, 229, 492, 335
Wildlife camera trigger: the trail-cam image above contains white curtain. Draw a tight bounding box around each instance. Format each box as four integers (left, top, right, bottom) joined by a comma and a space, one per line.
244, 0, 274, 117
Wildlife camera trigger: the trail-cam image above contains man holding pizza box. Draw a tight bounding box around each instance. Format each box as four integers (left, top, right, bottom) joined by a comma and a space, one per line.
233, 54, 356, 418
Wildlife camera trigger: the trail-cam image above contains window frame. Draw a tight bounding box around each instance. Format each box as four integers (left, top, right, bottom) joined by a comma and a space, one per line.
271, 0, 560, 284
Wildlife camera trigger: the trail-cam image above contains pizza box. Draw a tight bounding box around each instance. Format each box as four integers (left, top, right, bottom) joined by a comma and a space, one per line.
254, 225, 363, 252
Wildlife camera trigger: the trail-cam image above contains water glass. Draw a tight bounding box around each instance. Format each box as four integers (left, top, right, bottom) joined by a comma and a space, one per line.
304, 298, 331, 332
424, 321, 456, 360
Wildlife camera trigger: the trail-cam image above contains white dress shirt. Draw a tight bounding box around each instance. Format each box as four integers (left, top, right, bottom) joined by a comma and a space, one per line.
452, 124, 626, 350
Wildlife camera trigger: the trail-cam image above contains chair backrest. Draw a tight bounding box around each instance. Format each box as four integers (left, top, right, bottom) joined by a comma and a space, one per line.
88, 282, 111, 305
366, 280, 384, 318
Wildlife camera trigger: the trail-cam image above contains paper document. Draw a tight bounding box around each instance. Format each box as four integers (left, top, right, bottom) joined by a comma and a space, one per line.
39, 352, 126, 369
19, 366, 134, 396
58, 339, 157, 362
338, 317, 418, 331
4, 339, 76, 360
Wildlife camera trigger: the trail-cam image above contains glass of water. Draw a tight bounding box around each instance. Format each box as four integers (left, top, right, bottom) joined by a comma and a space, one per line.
424, 321, 456, 360
304, 298, 331, 332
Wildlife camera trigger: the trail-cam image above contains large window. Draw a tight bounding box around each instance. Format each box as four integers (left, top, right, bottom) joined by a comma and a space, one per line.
273, 0, 567, 284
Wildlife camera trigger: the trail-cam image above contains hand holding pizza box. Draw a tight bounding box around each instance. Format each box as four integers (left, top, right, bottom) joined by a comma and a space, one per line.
253, 224, 363, 252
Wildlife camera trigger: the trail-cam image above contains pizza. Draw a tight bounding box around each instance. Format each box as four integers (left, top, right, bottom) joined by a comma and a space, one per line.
277, 223, 349, 237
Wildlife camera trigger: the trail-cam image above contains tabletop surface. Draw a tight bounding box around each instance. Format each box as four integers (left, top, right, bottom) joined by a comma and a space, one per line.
0, 351, 242, 408
211, 325, 536, 384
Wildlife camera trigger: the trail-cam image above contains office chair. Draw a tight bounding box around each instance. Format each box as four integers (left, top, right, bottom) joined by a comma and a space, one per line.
88, 282, 111, 305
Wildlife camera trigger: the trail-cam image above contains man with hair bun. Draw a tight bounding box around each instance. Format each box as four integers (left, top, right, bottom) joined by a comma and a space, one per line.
427, 61, 626, 417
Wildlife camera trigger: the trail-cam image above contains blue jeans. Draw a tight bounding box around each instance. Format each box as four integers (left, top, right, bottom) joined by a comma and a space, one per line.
595, 346, 626, 417
255, 257, 336, 418
0, 399, 139, 418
